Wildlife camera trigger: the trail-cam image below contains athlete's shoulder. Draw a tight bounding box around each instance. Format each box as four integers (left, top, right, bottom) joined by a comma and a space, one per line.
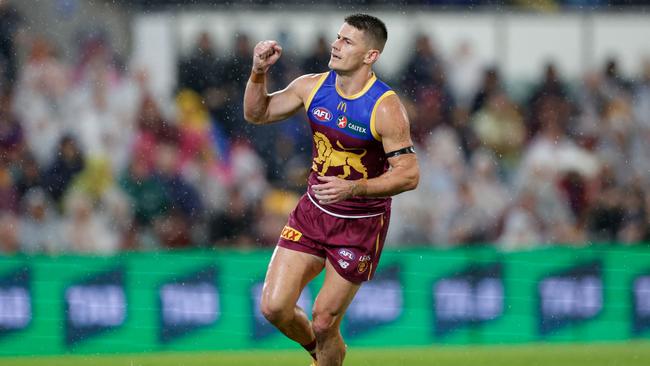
297, 71, 329, 83
376, 91, 404, 115
290, 72, 330, 98
373, 90, 409, 138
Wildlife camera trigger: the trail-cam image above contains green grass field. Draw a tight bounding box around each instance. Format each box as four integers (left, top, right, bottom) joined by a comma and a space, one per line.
2, 342, 649, 366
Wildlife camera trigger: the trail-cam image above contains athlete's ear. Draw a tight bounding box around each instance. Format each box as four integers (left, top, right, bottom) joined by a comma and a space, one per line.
364, 49, 380, 65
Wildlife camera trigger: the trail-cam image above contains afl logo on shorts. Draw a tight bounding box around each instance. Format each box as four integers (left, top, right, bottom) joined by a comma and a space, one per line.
312, 107, 332, 122
338, 249, 355, 261
337, 115, 348, 128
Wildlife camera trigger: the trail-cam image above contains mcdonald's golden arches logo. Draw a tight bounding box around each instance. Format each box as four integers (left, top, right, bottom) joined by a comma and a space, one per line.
337, 101, 347, 113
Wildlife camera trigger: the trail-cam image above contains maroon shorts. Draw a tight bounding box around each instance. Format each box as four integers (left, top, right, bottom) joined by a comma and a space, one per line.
277, 194, 391, 284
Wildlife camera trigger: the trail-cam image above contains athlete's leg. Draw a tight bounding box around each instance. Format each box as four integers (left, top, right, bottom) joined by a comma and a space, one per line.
311, 259, 361, 366
261, 246, 325, 345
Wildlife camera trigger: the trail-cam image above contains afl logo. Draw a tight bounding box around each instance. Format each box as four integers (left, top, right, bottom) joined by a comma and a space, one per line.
338, 248, 355, 261
337, 115, 348, 128
312, 107, 332, 122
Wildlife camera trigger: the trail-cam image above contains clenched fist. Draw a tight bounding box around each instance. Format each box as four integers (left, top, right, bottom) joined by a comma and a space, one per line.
252, 40, 283, 74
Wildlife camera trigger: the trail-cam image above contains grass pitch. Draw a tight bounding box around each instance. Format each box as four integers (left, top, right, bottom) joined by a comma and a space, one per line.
2, 342, 649, 366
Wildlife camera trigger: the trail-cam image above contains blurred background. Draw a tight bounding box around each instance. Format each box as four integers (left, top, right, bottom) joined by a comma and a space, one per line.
0, 0, 650, 365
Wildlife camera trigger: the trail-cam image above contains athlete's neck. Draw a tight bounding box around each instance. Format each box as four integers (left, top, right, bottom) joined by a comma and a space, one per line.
335, 69, 374, 96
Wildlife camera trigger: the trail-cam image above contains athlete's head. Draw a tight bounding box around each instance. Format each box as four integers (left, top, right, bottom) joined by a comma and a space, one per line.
329, 14, 388, 73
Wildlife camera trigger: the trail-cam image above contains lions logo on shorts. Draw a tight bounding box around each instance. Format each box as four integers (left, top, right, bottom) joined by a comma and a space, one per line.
357, 255, 372, 274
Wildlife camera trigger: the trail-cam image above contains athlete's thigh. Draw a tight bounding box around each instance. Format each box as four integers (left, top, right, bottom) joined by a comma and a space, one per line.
263, 246, 325, 308
312, 259, 361, 322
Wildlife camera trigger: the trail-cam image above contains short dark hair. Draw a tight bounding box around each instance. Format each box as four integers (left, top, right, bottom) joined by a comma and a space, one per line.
344, 13, 388, 52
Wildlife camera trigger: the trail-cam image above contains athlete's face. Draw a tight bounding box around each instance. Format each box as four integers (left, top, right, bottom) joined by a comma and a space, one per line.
329, 23, 378, 72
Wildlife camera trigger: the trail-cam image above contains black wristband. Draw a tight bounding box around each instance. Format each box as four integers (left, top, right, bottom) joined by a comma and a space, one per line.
385, 146, 415, 158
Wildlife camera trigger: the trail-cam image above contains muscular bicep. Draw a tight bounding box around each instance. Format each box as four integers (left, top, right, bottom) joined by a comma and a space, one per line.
263, 84, 303, 123
375, 94, 416, 162
367, 93, 419, 194
262, 73, 323, 123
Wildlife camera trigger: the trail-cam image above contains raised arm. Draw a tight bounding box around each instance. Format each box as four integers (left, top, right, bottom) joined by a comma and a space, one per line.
312, 93, 419, 204
244, 40, 319, 124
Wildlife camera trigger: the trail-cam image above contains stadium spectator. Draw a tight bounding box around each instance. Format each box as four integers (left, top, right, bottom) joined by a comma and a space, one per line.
401, 34, 441, 97
223, 33, 254, 138
409, 65, 455, 145
466, 149, 511, 237
14, 153, 43, 200
18, 187, 62, 253
0, 162, 18, 213
61, 190, 120, 254
119, 166, 165, 249
12, 36, 69, 166
602, 58, 631, 97
633, 59, 650, 130
177, 31, 226, 96
60, 190, 119, 253
471, 66, 502, 114
498, 189, 544, 251
254, 189, 300, 247
526, 63, 572, 138
133, 94, 180, 168
388, 127, 464, 246
0, 0, 22, 92
0, 91, 23, 162
153, 208, 193, 249
471, 91, 526, 174
43, 135, 85, 204
155, 141, 202, 212
208, 186, 255, 247
446, 181, 492, 245
617, 184, 648, 244
595, 96, 636, 185
177, 32, 234, 141
0, 211, 19, 253
448, 40, 484, 109
302, 35, 331, 74
66, 44, 138, 174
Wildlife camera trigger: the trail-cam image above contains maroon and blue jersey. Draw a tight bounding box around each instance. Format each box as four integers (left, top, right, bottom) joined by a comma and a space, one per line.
303, 71, 395, 217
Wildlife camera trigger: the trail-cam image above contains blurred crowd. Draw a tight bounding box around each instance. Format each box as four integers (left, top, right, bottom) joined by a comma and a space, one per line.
1, 2, 650, 255
389, 37, 650, 250
125, 0, 650, 10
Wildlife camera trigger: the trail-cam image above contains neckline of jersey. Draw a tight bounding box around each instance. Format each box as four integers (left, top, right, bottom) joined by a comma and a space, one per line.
334, 72, 377, 100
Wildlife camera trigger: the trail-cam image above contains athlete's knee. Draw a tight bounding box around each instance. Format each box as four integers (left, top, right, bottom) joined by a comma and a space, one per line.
312, 309, 338, 339
261, 300, 293, 326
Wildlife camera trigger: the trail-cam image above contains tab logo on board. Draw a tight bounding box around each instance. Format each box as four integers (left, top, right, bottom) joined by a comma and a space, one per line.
344, 265, 402, 338
632, 272, 650, 336
538, 261, 603, 336
0, 267, 31, 338
433, 263, 504, 338
251, 279, 312, 340
64, 267, 126, 347
159, 266, 219, 343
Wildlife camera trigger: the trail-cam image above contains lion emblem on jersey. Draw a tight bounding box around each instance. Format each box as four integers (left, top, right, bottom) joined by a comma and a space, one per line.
312, 132, 368, 179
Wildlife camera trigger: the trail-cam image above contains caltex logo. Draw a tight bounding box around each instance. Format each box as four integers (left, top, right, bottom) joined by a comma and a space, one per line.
337, 115, 348, 128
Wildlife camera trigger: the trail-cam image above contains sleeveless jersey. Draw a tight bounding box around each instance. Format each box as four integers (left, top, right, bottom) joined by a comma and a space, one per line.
303, 71, 395, 217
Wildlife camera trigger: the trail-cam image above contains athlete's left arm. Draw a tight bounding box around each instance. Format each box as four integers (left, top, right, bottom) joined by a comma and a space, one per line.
312, 93, 419, 204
